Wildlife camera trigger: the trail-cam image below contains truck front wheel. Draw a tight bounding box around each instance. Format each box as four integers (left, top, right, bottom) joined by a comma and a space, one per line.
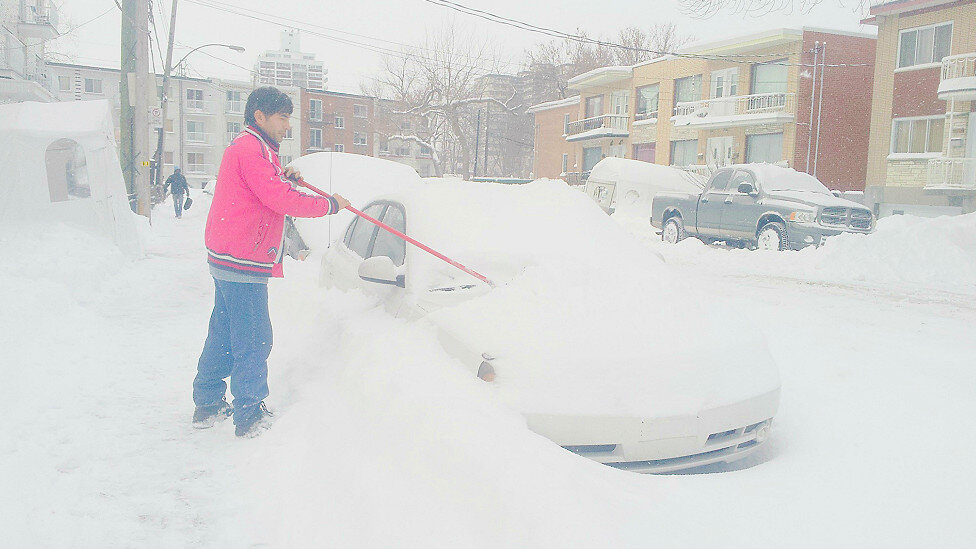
662, 217, 687, 244
756, 222, 788, 251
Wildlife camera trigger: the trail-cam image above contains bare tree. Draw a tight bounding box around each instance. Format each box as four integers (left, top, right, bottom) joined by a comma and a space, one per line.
371, 25, 520, 179
678, 0, 825, 17
612, 24, 695, 66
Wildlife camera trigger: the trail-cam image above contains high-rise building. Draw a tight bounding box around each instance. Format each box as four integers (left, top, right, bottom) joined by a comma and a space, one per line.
0, 0, 59, 103
255, 30, 327, 90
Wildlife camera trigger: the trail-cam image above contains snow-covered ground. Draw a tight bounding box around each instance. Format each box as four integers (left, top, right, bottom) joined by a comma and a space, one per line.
3, 187, 975, 548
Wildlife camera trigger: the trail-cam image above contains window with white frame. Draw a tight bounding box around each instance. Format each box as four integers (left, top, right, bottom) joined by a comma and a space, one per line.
186, 152, 206, 173
898, 23, 951, 69
280, 155, 293, 166
309, 99, 322, 121
334, 144, 345, 152
561, 153, 568, 174
226, 121, 242, 143
670, 139, 699, 166
226, 91, 243, 113
84, 78, 102, 94
745, 133, 784, 163
419, 145, 432, 158
58, 75, 71, 92
636, 84, 660, 119
186, 88, 204, 109
379, 139, 389, 153
187, 120, 206, 142
354, 104, 368, 118
335, 114, 344, 129
354, 132, 367, 146
284, 128, 293, 139
891, 116, 944, 154
563, 113, 570, 134
309, 128, 322, 149
673, 75, 702, 107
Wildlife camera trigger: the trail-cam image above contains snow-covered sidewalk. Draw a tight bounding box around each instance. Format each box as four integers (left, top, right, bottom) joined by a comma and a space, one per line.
3, 195, 975, 548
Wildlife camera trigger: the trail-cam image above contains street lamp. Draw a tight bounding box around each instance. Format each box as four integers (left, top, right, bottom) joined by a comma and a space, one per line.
153, 42, 245, 196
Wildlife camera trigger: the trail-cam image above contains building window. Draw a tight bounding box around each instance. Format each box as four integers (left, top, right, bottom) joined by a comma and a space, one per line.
891, 116, 945, 154
898, 23, 952, 69
185, 88, 204, 109
670, 139, 699, 166
186, 152, 206, 173
84, 78, 102, 94
584, 95, 603, 118
335, 114, 344, 129
674, 75, 702, 108
354, 104, 368, 118
280, 155, 293, 166
419, 145, 432, 158
284, 128, 293, 139
401, 120, 411, 131
563, 113, 570, 134
745, 133, 784, 163
226, 122, 242, 144
186, 120, 206, 142
309, 99, 322, 121
58, 75, 71, 92
750, 61, 788, 95
309, 128, 322, 149
582, 146, 602, 171
335, 144, 345, 152
561, 153, 568, 174
636, 84, 660, 119
164, 151, 174, 164
396, 146, 411, 157
226, 91, 243, 113
379, 139, 389, 154
354, 132, 367, 146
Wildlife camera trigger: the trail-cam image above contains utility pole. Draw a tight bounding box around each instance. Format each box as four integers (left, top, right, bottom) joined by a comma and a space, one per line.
120, 0, 151, 218
473, 108, 481, 178
483, 104, 490, 177
153, 0, 179, 194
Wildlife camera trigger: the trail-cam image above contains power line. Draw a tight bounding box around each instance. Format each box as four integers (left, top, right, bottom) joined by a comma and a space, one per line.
1, 5, 116, 52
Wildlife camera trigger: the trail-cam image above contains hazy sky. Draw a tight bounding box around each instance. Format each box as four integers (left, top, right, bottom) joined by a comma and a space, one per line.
48, 0, 875, 93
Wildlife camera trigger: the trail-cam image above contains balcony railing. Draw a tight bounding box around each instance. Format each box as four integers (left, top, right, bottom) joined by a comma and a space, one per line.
564, 171, 590, 186
926, 157, 976, 190
938, 53, 976, 99
634, 110, 658, 123
184, 100, 216, 114
672, 92, 795, 128
185, 131, 212, 144
565, 114, 628, 140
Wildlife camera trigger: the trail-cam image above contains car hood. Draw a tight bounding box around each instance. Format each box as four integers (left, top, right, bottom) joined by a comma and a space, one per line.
765, 190, 869, 211
425, 262, 781, 420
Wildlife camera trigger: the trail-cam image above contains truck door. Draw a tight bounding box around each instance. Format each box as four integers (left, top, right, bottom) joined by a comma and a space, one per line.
696, 169, 734, 238
722, 169, 764, 239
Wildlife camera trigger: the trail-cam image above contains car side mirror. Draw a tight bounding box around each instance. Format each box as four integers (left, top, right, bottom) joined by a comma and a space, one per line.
831, 190, 842, 198
738, 182, 757, 195
358, 256, 405, 287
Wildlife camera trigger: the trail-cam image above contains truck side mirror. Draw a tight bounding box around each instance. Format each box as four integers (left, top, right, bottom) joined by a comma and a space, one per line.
738, 182, 757, 195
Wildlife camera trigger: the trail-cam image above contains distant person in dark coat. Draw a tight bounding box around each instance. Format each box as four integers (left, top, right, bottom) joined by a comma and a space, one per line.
165, 167, 190, 218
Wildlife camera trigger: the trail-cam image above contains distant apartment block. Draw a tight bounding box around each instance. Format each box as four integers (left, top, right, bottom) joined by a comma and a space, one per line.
529, 27, 877, 195
0, 0, 59, 103
300, 88, 374, 159
255, 30, 327, 90
863, 0, 976, 216
47, 63, 302, 188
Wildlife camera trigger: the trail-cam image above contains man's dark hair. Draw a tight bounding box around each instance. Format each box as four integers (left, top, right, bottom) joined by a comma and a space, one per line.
245, 86, 293, 126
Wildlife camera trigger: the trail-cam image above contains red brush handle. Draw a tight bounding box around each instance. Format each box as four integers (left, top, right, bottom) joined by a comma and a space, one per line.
294, 178, 495, 288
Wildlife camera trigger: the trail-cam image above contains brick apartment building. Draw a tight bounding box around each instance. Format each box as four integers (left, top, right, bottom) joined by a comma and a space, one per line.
863, 0, 976, 215
529, 27, 877, 193
300, 89, 374, 157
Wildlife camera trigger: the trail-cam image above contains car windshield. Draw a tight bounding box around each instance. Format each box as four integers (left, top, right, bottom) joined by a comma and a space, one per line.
764, 170, 832, 194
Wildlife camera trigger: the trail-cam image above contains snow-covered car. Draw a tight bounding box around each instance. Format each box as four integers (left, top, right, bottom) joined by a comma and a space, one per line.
318, 178, 781, 473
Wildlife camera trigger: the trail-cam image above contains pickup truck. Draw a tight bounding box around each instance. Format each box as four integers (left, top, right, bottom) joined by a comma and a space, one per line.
651, 164, 874, 250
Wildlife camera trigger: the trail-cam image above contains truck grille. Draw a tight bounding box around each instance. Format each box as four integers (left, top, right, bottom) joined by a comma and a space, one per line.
820, 207, 873, 231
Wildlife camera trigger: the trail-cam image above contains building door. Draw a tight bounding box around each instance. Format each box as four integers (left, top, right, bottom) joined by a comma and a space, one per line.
583, 147, 602, 172
710, 68, 738, 116
706, 136, 734, 168
633, 143, 656, 163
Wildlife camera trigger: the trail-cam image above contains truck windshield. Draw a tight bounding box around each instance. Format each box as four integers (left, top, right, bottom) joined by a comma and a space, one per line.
765, 171, 831, 195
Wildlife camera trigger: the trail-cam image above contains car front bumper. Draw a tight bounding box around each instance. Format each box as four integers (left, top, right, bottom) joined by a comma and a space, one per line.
528, 388, 781, 474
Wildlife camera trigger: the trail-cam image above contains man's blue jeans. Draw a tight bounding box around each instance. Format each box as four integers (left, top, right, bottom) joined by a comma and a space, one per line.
193, 278, 272, 425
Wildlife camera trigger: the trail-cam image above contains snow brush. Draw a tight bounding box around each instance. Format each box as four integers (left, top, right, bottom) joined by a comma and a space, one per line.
291, 177, 496, 288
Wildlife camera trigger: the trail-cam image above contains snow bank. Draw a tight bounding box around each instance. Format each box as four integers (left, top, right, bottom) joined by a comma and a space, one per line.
638, 213, 976, 295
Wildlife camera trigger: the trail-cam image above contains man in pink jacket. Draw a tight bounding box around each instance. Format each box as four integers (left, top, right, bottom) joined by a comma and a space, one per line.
192, 87, 350, 437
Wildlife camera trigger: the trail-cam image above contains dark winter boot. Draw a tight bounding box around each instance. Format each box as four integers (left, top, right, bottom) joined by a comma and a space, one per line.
192, 399, 232, 429
235, 401, 274, 438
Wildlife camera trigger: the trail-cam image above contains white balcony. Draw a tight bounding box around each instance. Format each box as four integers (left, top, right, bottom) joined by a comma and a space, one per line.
183, 100, 217, 115
18, 1, 59, 40
565, 114, 628, 142
937, 53, 976, 100
633, 110, 658, 125
671, 92, 795, 129
926, 157, 976, 190
185, 132, 214, 146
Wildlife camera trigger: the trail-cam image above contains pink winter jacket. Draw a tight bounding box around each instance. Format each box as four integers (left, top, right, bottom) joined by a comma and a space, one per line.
205, 126, 338, 278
